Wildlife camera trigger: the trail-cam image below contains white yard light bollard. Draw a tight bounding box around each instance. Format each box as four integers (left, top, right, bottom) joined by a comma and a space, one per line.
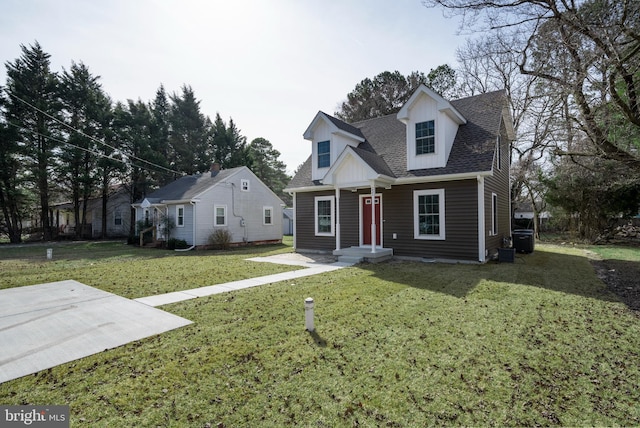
46, 248, 53, 260
304, 298, 315, 332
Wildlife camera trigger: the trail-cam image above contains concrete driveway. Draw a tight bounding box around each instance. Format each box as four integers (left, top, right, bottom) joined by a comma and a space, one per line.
0, 280, 192, 384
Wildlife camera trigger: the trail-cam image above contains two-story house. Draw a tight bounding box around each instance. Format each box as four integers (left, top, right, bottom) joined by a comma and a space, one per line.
285, 85, 514, 263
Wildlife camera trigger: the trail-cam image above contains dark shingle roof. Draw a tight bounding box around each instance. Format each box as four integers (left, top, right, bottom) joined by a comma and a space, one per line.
137, 167, 243, 203
287, 90, 507, 189
322, 112, 366, 140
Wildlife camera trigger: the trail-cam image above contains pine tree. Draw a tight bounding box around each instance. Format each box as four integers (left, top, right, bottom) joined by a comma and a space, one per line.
169, 85, 212, 175
4, 41, 61, 240
58, 61, 110, 238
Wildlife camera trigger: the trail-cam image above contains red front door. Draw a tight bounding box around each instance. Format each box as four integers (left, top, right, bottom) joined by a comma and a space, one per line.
362, 196, 381, 246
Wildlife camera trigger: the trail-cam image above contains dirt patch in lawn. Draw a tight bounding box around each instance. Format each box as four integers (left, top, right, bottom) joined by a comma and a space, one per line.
591, 258, 640, 314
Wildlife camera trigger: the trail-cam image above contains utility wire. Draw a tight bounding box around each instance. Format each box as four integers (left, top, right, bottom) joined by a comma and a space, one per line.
3, 88, 182, 175
6, 121, 174, 176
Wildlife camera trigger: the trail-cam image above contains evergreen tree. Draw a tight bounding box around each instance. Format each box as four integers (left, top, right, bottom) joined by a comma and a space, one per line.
58, 61, 110, 238
211, 114, 247, 169
169, 85, 212, 174
4, 41, 61, 240
335, 66, 458, 122
113, 100, 154, 234
247, 137, 291, 205
149, 84, 173, 185
0, 96, 26, 243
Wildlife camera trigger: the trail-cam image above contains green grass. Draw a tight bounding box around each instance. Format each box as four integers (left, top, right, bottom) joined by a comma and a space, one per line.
0, 239, 299, 298
1, 242, 639, 426
587, 244, 640, 262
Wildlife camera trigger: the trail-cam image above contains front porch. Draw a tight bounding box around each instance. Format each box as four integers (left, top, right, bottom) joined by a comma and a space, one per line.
333, 246, 393, 264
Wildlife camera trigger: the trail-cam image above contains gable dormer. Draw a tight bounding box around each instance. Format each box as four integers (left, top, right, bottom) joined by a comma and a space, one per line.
303, 111, 365, 181
397, 85, 466, 171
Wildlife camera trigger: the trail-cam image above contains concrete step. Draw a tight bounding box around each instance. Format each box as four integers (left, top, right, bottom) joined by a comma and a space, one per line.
338, 256, 363, 265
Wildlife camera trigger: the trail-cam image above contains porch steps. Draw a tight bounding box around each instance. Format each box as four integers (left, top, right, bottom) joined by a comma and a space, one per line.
337, 256, 364, 265
333, 247, 393, 264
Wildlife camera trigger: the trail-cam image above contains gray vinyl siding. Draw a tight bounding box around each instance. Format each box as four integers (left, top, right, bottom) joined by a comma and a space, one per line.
484, 122, 511, 255
295, 180, 480, 261
381, 181, 478, 261
338, 190, 360, 248
295, 191, 337, 251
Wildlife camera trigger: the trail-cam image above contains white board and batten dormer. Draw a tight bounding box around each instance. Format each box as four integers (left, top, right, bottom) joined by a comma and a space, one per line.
304, 112, 365, 182
396, 85, 466, 171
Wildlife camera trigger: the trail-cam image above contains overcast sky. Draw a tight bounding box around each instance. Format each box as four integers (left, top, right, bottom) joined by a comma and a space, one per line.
0, 0, 465, 173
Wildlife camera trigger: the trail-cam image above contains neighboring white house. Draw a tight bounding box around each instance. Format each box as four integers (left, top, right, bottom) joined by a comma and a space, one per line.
132, 165, 284, 247
282, 208, 294, 236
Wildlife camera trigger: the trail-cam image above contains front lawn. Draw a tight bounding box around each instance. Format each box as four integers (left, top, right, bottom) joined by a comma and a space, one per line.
1, 242, 639, 426
0, 240, 299, 298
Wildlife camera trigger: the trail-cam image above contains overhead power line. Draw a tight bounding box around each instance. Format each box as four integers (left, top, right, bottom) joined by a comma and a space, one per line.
6, 121, 174, 176
3, 88, 182, 175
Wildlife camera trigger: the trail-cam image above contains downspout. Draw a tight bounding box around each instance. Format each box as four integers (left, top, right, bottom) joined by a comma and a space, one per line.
335, 187, 341, 251
477, 175, 486, 263
226, 182, 247, 242
291, 191, 296, 250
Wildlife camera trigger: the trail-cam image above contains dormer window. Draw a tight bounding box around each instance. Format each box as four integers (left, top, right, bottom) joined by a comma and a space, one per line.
416, 120, 435, 155
317, 140, 330, 168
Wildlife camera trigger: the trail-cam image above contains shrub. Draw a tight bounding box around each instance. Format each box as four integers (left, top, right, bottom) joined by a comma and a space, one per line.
167, 238, 189, 250
208, 228, 232, 250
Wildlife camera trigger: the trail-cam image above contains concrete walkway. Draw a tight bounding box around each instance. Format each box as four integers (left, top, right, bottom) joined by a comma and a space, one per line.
134, 253, 352, 307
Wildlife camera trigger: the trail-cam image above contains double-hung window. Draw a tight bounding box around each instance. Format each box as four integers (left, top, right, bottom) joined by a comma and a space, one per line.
263, 206, 273, 225
491, 193, 498, 236
317, 140, 330, 168
176, 205, 185, 227
416, 120, 435, 155
314, 196, 334, 236
414, 189, 445, 240
214, 205, 227, 227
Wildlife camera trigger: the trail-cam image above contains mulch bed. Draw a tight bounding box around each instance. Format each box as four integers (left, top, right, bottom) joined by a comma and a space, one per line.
591, 258, 640, 314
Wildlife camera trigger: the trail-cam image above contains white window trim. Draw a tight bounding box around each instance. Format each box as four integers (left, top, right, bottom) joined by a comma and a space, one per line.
413, 189, 446, 240
415, 120, 436, 156
314, 195, 335, 237
214, 204, 227, 227
176, 205, 185, 227
491, 193, 498, 236
263, 206, 273, 226
241, 179, 250, 192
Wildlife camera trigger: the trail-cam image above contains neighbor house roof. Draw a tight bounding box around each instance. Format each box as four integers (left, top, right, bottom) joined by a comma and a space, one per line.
287, 90, 507, 189
135, 167, 243, 204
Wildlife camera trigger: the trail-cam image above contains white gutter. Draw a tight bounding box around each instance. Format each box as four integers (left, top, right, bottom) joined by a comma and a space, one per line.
286, 170, 493, 193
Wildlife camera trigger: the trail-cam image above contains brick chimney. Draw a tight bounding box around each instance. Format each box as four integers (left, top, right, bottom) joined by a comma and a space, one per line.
211, 162, 220, 177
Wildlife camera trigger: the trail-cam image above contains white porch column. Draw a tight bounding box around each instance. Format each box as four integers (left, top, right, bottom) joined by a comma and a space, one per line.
370, 184, 377, 254
335, 187, 341, 251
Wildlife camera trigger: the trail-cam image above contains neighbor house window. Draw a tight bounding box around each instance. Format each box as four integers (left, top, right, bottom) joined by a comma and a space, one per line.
214, 205, 227, 226
263, 206, 273, 225
114, 210, 122, 226
144, 209, 150, 225
416, 120, 435, 155
414, 189, 445, 240
176, 205, 185, 227
241, 179, 250, 192
317, 140, 330, 168
314, 195, 334, 236
491, 193, 498, 236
